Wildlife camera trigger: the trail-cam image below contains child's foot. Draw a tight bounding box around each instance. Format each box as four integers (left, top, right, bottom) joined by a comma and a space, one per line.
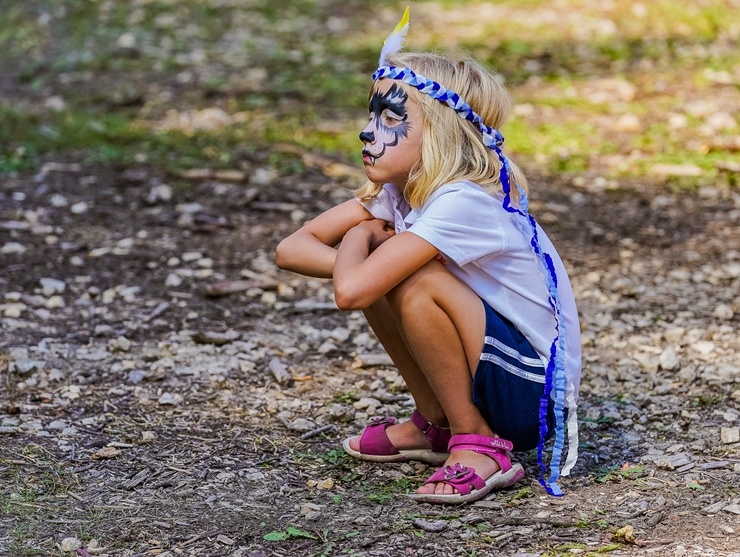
415, 449, 500, 496
408, 433, 525, 504
342, 410, 451, 464
346, 417, 431, 452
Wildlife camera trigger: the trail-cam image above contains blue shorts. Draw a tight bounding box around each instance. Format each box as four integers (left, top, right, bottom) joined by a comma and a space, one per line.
472, 300, 557, 452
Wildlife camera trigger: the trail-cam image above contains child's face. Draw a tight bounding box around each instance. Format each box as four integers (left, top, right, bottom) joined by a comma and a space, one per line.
359, 80, 422, 187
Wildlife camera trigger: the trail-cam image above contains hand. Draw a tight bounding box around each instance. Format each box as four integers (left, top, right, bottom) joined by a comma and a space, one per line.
348, 219, 395, 252
434, 252, 448, 266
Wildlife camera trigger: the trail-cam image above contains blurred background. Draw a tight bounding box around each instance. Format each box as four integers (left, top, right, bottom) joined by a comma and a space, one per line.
1, 0, 738, 189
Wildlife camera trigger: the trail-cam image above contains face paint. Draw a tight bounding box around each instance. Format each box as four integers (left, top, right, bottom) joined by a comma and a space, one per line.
360, 83, 411, 165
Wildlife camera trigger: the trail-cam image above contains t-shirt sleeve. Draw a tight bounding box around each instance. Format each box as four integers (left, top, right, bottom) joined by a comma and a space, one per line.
407, 184, 508, 266
355, 186, 395, 223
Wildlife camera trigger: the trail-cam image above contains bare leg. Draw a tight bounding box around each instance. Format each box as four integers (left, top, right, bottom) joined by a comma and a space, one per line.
347, 296, 447, 452
384, 260, 499, 496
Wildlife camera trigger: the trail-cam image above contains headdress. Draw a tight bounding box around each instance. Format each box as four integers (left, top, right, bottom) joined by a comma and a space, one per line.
374, 7, 579, 496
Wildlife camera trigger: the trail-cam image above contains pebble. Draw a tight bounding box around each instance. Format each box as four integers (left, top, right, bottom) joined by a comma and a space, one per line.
317, 341, 337, 354
713, 303, 734, 320
720, 427, 739, 444
127, 369, 148, 383
70, 201, 89, 214
412, 519, 447, 533
158, 392, 183, 405
59, 537, 81, 552
166, 273, 183, 287
692, 341, 715, 356
108, 336, 132, 352
1, 242, 26, 254
659, 347, 680, 370
10, 359, 45, 374
45, 295, 65, 309
40, 277, 66, 296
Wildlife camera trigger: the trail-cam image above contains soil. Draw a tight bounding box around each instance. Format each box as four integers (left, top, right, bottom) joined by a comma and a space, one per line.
1, 155, 739, 557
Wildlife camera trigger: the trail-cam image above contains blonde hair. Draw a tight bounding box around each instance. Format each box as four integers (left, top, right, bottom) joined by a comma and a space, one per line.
355, 52, 528, 209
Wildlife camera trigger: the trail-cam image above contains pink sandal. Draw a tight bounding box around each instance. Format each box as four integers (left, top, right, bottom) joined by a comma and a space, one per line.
342, 410, 451, 464
408, 433, 525, 504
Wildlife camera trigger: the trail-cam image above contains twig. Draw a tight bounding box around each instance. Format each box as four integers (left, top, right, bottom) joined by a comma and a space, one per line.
176, 529, 220, 547
486, 517, 580, 527
300, 424, 338, 440
142, 302, 170, 322
67, 491, 85, 502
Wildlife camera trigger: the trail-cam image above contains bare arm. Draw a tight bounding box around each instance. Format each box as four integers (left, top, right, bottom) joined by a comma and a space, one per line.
333, 223, 439, 310
275, 199, 376, 278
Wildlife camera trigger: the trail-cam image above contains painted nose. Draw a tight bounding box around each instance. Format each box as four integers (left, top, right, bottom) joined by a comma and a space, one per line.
359, 130, 375, 144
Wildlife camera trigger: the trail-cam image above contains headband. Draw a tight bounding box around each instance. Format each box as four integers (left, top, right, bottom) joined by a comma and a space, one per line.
374, 7, 579, 496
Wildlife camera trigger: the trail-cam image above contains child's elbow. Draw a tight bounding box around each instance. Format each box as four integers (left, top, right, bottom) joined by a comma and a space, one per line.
333, 282, 370, 311
274, 239, 291, 270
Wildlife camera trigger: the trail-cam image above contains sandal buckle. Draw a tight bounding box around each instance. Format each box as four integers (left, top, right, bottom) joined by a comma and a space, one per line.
368, 416, 396, 426
443, 463, 471, 480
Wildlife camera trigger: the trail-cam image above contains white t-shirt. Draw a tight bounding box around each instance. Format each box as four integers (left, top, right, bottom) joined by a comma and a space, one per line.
357, 180, 582, 399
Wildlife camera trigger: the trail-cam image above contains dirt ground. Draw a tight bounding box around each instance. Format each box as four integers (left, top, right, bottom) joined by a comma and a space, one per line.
1, 154, 739, 557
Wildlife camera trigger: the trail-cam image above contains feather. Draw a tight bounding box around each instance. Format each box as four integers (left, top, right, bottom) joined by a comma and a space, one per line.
378, 6, 410, 66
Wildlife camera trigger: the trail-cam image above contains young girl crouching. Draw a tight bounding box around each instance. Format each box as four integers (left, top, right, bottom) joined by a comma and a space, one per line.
276, 16, 580, 505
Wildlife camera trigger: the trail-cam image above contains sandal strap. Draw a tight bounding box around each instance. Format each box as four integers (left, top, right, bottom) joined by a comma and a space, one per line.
422, 463, 485, 496
410, 410, 451, 453
448, 433, 514, 474
358, 416, 399, 456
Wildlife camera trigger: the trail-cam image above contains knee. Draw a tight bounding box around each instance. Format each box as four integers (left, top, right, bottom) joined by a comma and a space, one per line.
386, 260, 444, 311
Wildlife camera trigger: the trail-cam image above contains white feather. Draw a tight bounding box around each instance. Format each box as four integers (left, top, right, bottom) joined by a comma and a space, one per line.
378, 8, 410, 66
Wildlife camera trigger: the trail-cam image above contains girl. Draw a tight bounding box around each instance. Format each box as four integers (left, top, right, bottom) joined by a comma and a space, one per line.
275, 9, 581, 504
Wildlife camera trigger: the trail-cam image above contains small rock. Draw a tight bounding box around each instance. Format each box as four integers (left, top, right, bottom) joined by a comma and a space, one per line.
412, 519, 447, 533
317, 341, 337, 354
663, 326, 685, 343
45, 295, 65, 309
116, 32, 137, 49
692, 341, 715, 356
10, 359, 45, 374
108, 336, 132, 352
659, 347, 680, 370
70, 201, 89, 214
127, 369, 148, 383
353, 397, 381, 411
165, 273, 183, 287
300, 502, 322, 515
724, 504, 740, 515
47, 420, 67, 430
59, 537, 81, 552
713, 304, 734, 320
216, 534, 234, 546
40, 277, 66, 296
317, 478, 334, 490
158, 392, 183, 405
720, 427, 739, 444
286, 418, 316, 432
1, 242, 26, 254
147, 183, 173, 204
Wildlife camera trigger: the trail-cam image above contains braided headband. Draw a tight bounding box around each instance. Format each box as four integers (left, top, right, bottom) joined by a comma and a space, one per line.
375, 8, 579, 496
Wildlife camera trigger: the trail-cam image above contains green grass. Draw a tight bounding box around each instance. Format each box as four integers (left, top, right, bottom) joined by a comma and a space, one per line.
0, 0, 737, 188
